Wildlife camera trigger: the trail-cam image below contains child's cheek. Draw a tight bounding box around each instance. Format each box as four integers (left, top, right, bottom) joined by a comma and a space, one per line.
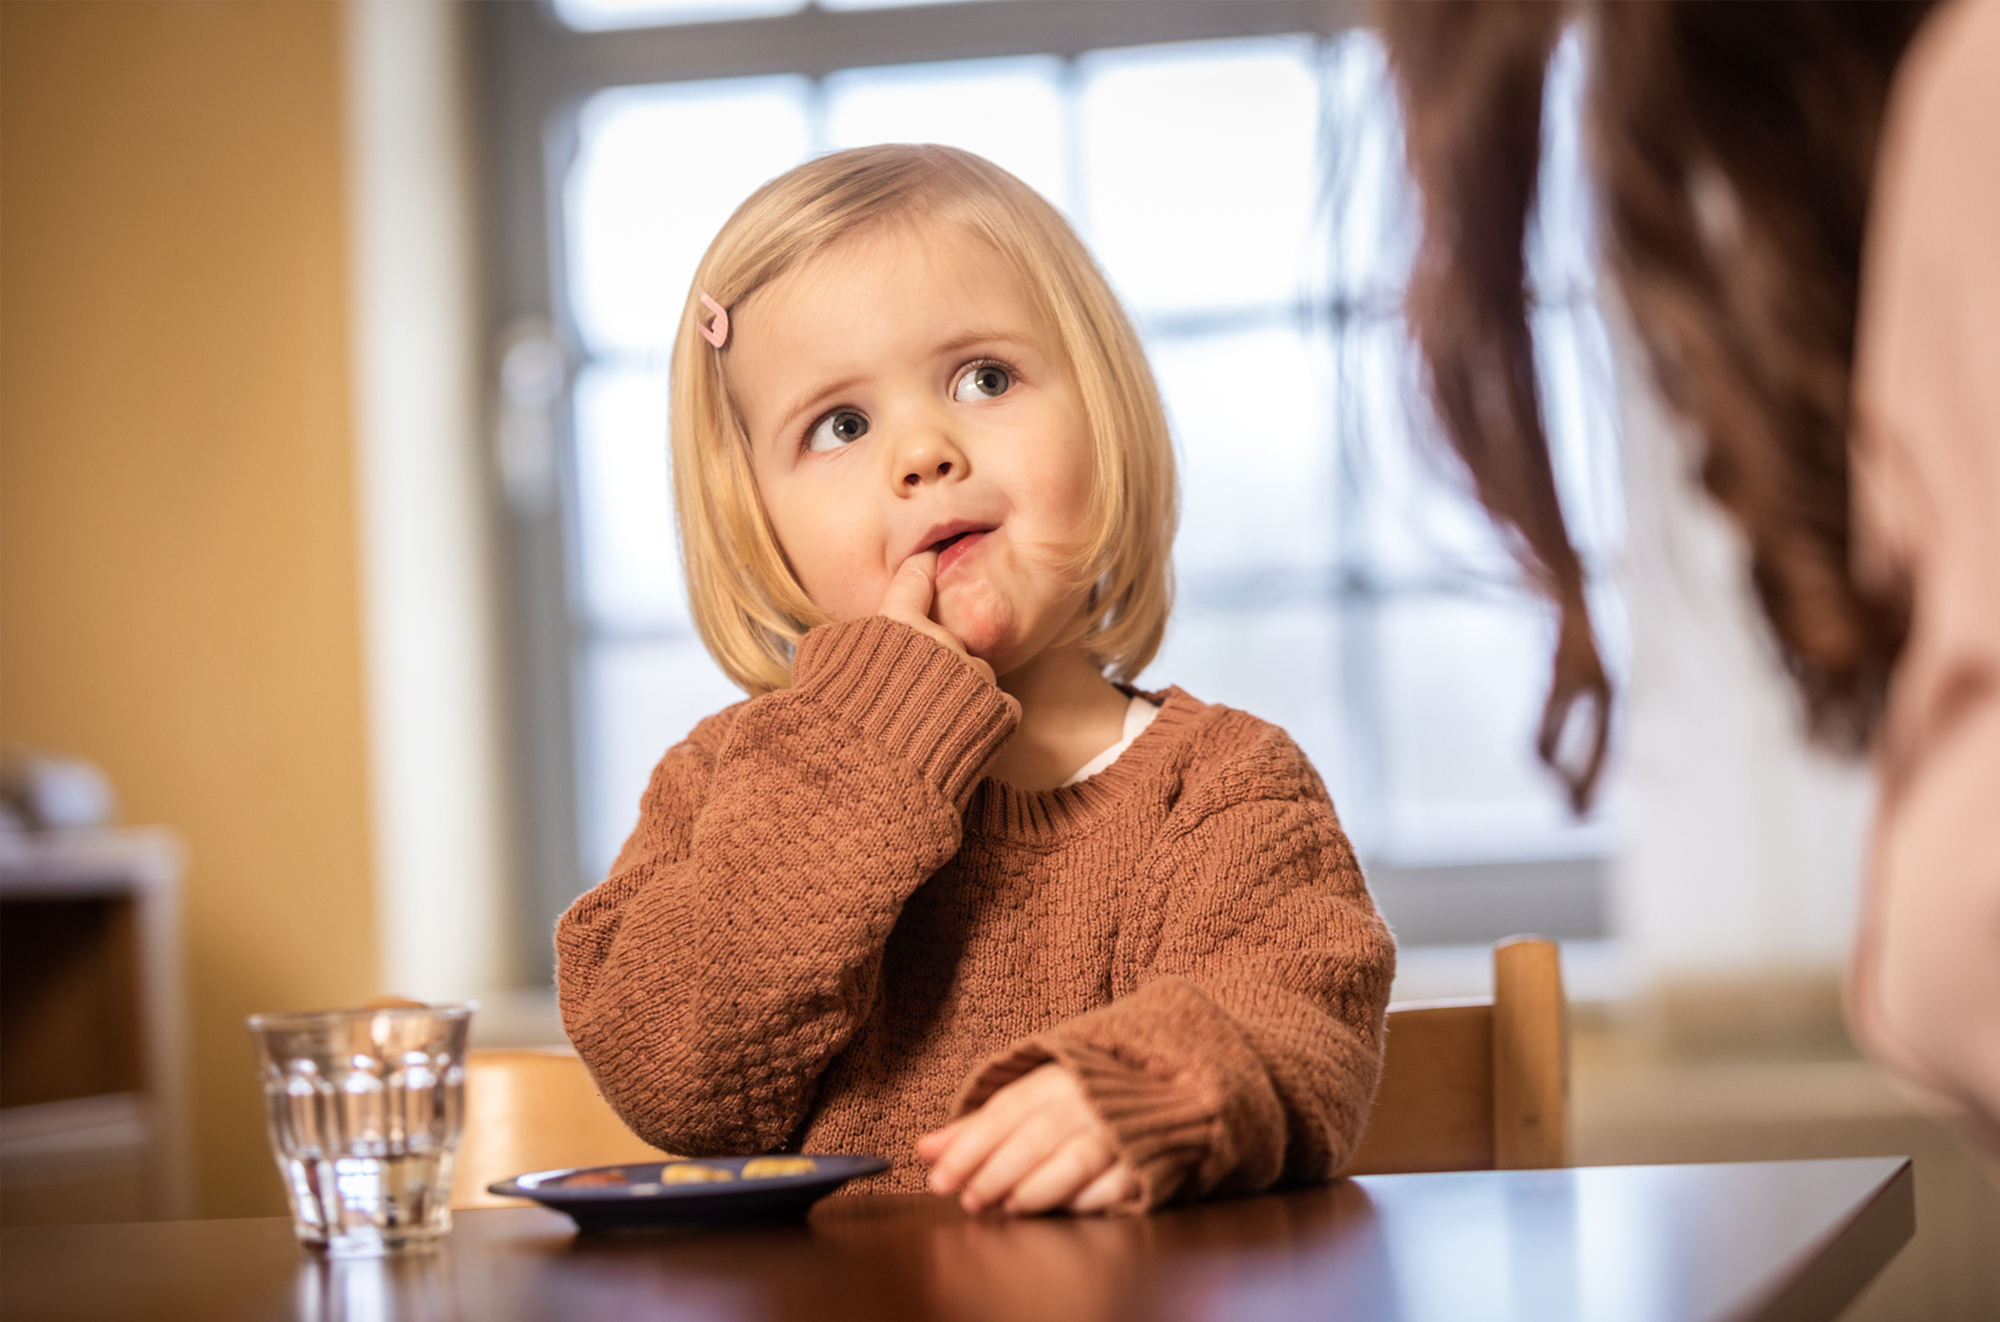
796, 548, 884, 625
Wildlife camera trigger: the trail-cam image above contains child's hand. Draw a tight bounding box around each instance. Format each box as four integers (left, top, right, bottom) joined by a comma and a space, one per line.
917, 1063, 1141, 1215
879, 551, 996, 686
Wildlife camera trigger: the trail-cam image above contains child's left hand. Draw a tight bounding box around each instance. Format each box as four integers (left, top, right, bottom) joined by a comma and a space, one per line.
916, 1063, 1140, 1215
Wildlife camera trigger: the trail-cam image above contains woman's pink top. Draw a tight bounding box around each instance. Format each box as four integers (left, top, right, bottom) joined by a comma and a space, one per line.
1849, 0, 2000, 1161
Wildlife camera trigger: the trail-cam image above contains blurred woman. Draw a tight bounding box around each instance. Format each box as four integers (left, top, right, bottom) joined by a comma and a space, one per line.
1381, 0, 2000, 1159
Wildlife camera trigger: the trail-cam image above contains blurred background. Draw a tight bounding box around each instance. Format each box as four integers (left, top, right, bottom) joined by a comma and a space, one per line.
1, 1, 1993, 1314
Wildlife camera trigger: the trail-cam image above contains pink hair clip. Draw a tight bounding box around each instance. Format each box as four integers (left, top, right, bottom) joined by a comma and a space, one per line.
698, 292, 730, 349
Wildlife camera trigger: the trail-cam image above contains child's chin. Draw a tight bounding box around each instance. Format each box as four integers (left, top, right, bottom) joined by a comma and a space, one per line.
938, 603, 1016, 665
955, 626, 1017, 666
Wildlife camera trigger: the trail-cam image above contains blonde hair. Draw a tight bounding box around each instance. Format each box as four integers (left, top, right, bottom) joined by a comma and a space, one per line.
670, 144, 1177, 694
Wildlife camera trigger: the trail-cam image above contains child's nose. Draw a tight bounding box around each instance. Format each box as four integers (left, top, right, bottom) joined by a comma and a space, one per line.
894, 428, 967, 488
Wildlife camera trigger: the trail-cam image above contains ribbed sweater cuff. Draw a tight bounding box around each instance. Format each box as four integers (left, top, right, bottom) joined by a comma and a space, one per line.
791, 616, 1019, 809
954, 1040, 1214, 1213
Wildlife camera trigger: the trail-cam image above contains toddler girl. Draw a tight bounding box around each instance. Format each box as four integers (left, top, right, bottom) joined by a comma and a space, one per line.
556, 144, 1394, 1215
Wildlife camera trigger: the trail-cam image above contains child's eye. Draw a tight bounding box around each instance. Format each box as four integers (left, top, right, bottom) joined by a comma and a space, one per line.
952, 363, 1012, 402
806, 408, 870, 452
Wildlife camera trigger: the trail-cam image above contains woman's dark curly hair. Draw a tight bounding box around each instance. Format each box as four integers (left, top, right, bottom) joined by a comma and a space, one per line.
1380, 0, 1932, 810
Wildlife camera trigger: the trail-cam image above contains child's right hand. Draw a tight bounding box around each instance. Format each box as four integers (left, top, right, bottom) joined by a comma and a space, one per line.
879, 552, 996, 686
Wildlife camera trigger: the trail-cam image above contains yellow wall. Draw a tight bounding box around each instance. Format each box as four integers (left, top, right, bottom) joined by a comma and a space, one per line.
1, 1, 376, 1217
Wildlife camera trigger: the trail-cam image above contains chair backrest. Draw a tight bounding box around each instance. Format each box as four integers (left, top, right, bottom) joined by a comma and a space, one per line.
452, 1047, 670, 1209
1338, 936, 1568, 1175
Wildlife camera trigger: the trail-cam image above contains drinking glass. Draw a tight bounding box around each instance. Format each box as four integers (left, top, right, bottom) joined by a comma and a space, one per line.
248, 1004, 473, 1256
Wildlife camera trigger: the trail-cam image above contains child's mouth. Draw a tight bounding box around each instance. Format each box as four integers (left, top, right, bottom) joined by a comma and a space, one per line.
931, 529, 989, 575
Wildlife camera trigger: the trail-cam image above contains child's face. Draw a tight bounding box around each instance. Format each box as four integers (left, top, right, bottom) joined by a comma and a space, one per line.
727, 219, 1097, 677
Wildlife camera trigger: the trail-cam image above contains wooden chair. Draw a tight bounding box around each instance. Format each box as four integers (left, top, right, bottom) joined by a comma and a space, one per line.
452, 936, 1565, 1206
1338, 936, 1568, 1175
451, 1047, 670, 1209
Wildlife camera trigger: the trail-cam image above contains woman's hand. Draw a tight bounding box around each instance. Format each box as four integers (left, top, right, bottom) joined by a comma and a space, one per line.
878, 551, 996, 686
916, 1063, 1141, 1215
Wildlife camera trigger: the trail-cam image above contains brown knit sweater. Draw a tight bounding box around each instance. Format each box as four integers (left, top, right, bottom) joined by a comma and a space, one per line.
556, 616, 1395, 1210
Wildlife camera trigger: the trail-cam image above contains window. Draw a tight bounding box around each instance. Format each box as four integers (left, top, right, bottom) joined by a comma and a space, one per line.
486, 1, 1624, 977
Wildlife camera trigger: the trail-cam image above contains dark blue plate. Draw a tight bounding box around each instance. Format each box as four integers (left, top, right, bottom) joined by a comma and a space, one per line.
488, 1154, 890, 1231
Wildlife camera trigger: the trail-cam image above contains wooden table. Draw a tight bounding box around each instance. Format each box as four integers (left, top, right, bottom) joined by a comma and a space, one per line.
1, 1158, 1912, 1322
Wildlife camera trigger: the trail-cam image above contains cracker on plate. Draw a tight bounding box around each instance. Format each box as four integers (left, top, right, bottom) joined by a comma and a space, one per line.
555, 1169, 628, 1188
740, 1157, 819, 1179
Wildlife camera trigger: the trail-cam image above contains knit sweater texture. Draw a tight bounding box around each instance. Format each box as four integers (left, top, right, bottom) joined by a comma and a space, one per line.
556, 615, 1396, 1210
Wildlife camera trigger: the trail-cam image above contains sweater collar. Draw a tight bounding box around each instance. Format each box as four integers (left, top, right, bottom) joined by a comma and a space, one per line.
966, 686, 1205, 846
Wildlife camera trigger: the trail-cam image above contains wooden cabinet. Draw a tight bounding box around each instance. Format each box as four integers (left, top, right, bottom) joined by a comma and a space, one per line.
0, 829, 187, 1224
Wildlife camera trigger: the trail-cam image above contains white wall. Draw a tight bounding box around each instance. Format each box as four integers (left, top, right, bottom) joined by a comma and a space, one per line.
1609, 306, 1874, 985
344, 0, 518, 1000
